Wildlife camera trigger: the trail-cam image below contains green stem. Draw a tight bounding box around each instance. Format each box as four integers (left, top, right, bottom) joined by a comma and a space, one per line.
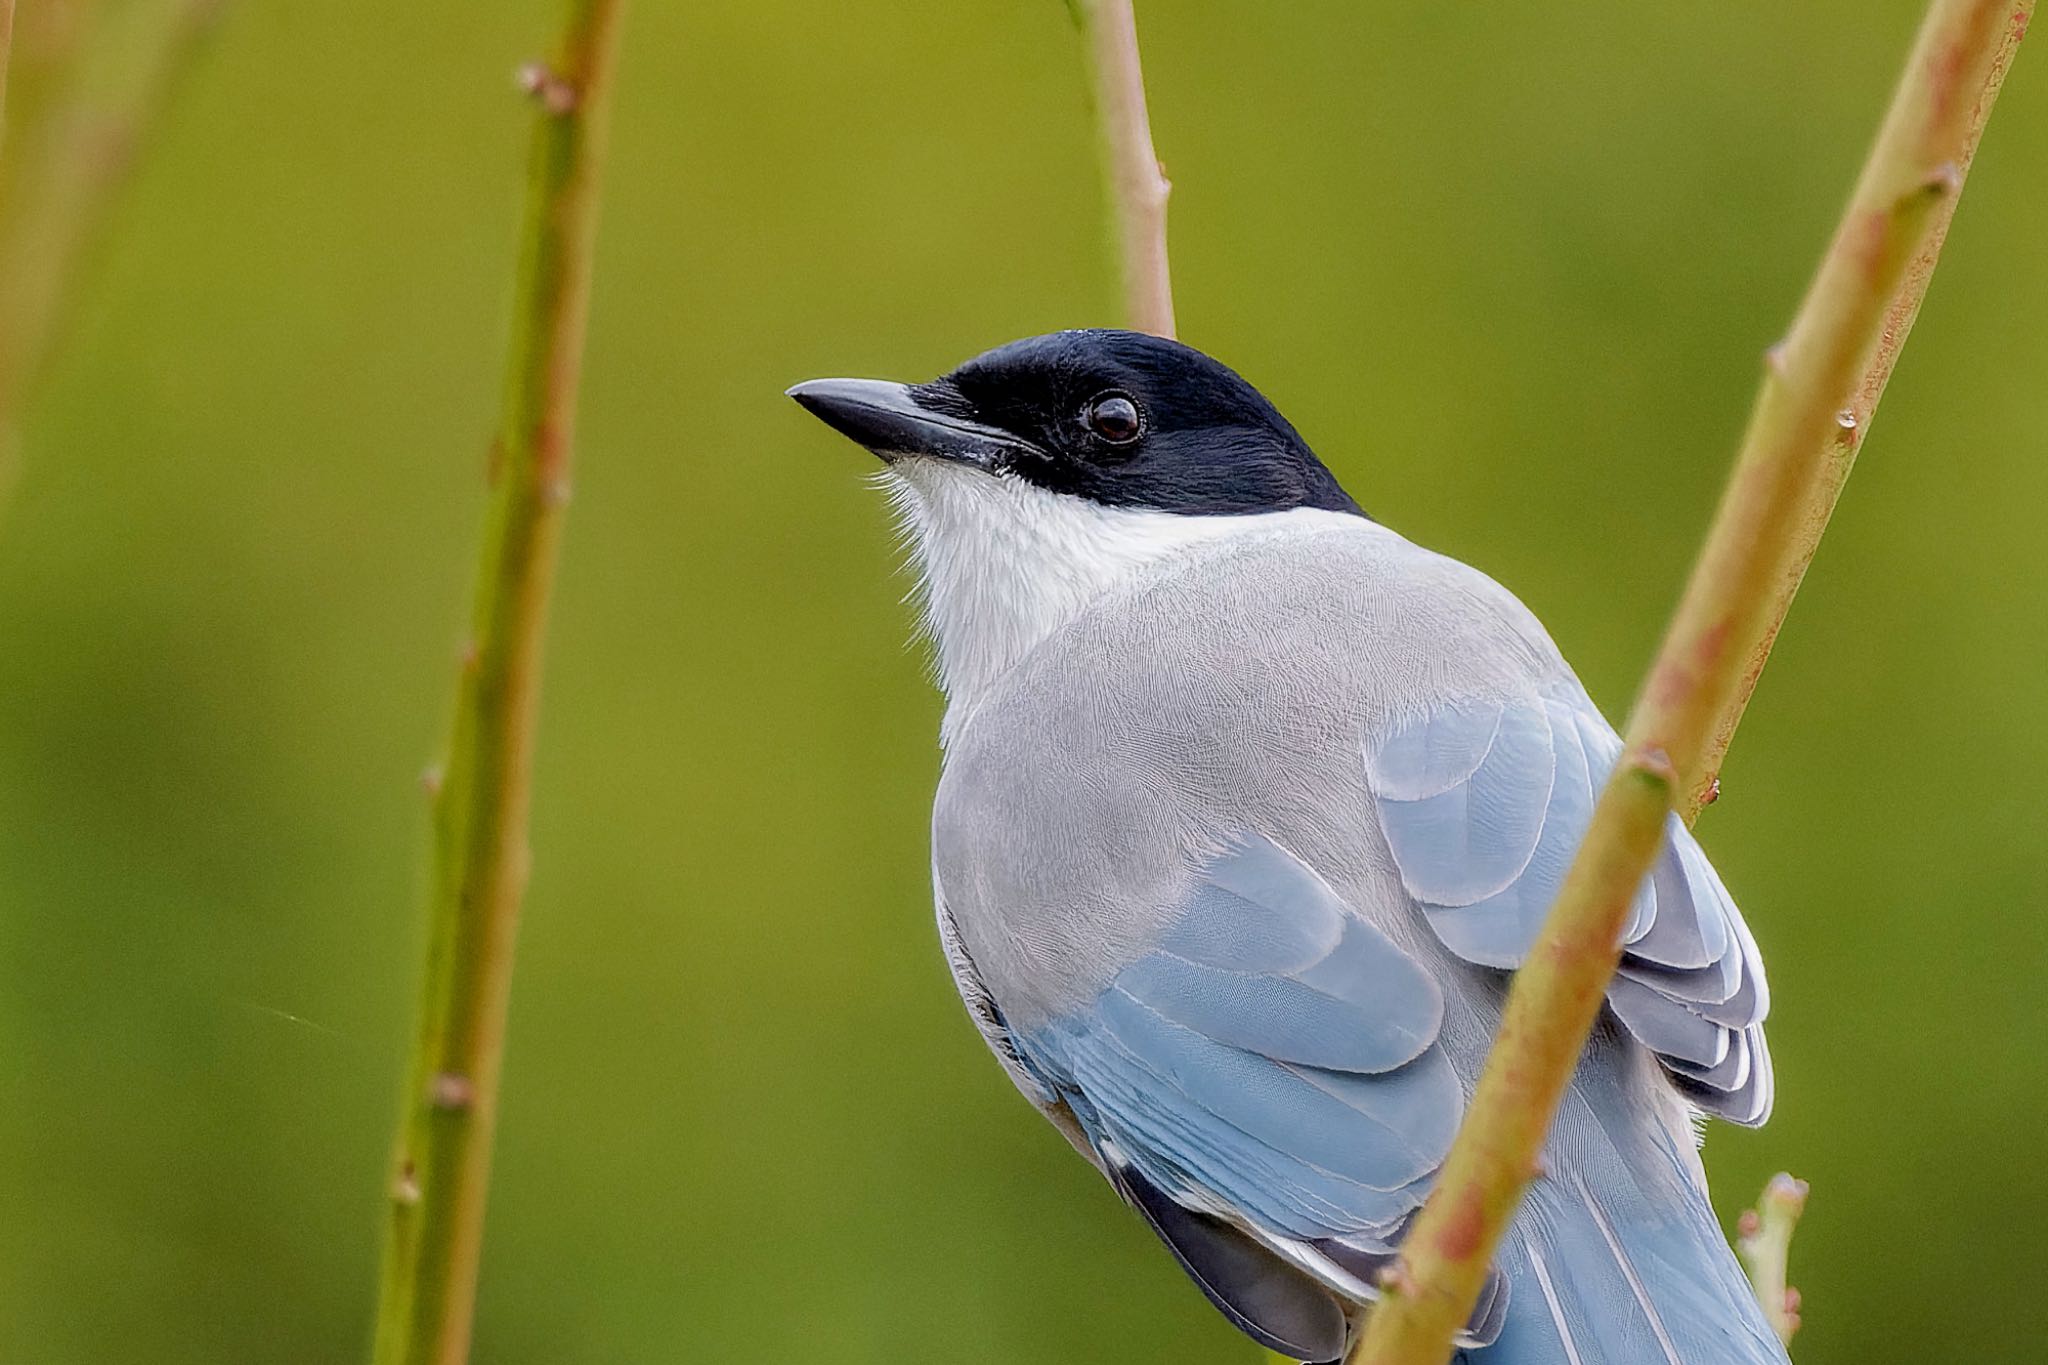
368, 4, 626, 1363
1070, 0, 1175, 337
1736, 1174, 1810, 1346
1349, 3, 2033, 1361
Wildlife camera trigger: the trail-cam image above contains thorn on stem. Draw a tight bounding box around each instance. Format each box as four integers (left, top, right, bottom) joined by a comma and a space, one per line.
1920, 161, 1962, 198
1737, 1209, 1762, 1239
420, 764, 445, 797
1702, 775, 1722, 807
393, 1160, 421, 1205
1376, 1261, 1417, 1297
430, 1072, 476, 1111
1763, 341, 1789, 377
459, 638, 481, 673
516, 61, 580, 115
543, 477, 574, 508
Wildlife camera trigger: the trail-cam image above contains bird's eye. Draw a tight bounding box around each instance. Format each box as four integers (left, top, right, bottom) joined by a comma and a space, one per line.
1085, 392, 1144, 445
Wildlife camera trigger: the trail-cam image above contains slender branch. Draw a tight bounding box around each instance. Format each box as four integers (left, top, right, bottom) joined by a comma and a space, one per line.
0, 0, 221, 510
1349, 3, 2032, 1361
1687, 0, 2034, 821
368, 4, 625, 1363
1737, 1174, 1810, 1346
1070, 0, 1174, 337
1, 0, 18, 155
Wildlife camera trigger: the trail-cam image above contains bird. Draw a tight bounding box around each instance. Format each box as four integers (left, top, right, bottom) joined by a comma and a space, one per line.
789, 329, 1785, 1365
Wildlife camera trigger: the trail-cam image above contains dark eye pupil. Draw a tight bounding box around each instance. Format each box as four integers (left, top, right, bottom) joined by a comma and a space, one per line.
1089, 394, 1141, 443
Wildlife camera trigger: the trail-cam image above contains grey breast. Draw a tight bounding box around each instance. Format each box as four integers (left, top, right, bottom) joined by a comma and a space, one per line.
930, 522, 1567, 1040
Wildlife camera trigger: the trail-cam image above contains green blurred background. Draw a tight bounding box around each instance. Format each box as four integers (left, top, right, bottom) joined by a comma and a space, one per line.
2, 2, 2044, 1362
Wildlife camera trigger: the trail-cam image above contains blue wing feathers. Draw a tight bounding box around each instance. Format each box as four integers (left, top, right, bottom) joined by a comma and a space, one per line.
1163, 841, 1343, 973
1364, 702, 1505, 800
1017, 835, 1462, 1248
1000, 786, 1782, 1362
1365, 688, 1774, 1126
1119, 941, 1435, 1074
1369, 700, 1558, 906
1048, 1028, 1422, 1238
1452, 1064, 1789, 1365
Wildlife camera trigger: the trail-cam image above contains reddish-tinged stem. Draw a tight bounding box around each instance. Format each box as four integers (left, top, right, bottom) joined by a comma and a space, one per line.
1350, 3, 2033, 1361
1689, 0, 2034, 821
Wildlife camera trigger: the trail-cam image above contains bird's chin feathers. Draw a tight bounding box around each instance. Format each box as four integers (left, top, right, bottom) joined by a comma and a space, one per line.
876, 460, 1363, 741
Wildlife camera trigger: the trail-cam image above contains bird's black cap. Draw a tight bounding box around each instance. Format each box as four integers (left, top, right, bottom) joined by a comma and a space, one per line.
789, 330, 1364, 519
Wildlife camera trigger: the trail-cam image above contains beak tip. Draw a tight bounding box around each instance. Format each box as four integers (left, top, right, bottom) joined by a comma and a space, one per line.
784, 376, 1010, 471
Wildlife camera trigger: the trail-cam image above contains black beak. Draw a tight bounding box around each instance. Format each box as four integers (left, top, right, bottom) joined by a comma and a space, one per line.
786, 378, 1026, 468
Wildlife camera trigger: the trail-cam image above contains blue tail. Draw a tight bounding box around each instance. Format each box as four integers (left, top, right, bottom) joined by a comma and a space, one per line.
1457, 1047, 1789, 1365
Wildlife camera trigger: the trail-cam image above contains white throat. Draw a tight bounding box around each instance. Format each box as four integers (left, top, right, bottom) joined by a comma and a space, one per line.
879, 461, 1361, 741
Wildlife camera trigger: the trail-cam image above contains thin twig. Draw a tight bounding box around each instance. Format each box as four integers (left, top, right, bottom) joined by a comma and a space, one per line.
1688, 0, 2035, 821
0, 0, 221, 511
1349, 3, 2032, 1361
0, 0, 18, 155
368, 3, 626, 1363
1070, 0, 1174, 337
1737, 1173, 1810, 1346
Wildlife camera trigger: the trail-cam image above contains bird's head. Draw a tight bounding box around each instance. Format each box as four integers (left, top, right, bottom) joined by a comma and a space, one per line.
789, 330, 1365, 724
789, 328, 1359, 518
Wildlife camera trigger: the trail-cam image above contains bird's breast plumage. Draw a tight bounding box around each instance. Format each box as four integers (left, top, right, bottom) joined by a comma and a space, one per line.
931, 520, 1565, 1032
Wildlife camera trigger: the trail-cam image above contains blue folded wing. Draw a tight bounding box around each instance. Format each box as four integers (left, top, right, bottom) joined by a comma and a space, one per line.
1364, 690, 1774, 1125
1014, 834, 1465, 1253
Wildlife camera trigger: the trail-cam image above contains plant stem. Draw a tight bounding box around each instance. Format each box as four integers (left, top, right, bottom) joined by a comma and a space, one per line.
1070, 0, 1174, 337
1, 0, 17, 155
1736, 1174, 1810, 1346
368, 4, 625, 1363
1687, 0, 2035, 822
0, 0, 221, 511
1348, 3, 2033, 1361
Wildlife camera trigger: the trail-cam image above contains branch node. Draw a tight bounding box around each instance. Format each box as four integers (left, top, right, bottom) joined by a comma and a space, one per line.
1627, 745, 1680, 785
